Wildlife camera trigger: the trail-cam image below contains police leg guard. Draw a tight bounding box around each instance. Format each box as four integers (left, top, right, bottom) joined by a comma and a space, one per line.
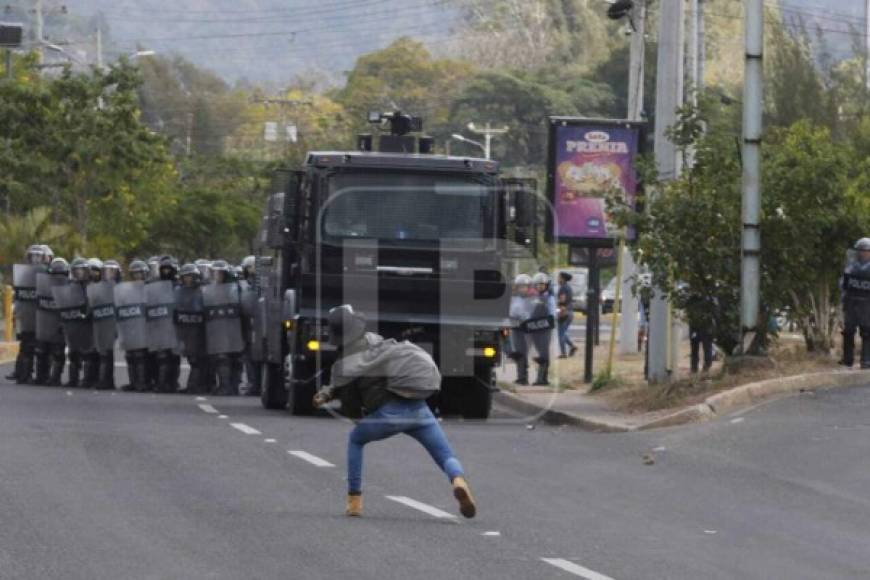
515, 356, 529, 386
842, 325, 856, 367
48, 345, 66, 387
213, 356, 235, 396
16, 336, 36, 385
533, 358, 550, 386
155, 351, 173, 394
169, 354, 181, 393
34, 343, 52, 385
133, 351, 150, 392
861, 328, 870, 369
85, 352, 101, 387
97, 352, 115, 390
65, 352, 82, 388
184, 358, 201, 394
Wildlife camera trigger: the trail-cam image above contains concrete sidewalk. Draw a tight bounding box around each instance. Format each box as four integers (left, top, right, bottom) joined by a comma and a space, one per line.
495, 370, 870, 432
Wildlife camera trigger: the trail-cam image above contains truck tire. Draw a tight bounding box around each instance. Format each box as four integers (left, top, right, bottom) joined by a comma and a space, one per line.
260, 362, 288, 410
461, 368, 494, 420
286, 357, 316, 416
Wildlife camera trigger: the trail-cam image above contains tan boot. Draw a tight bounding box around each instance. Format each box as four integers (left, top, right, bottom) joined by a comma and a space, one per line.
452, 477, 477, 519
346, 494, 363, 517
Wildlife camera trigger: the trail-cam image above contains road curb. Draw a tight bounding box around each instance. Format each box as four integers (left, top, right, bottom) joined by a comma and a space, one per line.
493, 390, 633, 433
497, 369, 870, 433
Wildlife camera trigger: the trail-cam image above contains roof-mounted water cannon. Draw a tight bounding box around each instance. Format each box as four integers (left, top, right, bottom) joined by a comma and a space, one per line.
359, 110, 433, 154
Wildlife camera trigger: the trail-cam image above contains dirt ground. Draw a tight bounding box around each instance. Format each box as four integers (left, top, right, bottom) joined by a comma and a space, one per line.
549, 333, 842, 414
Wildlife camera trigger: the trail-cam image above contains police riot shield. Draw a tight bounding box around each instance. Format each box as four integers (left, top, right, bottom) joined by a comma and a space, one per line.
240, 278, 257, 348
174, 286, 206, 358
145, 280, 178, 351
250, 295, 266, 362
522, 298, 555, 357
12, 264, 39, 334
202, 282, 244, 355
844, 249, 870, 327
35, 272, 66, 344
114, 281, 148, 352
53, 283, 93, 353
88, 281, 117, 353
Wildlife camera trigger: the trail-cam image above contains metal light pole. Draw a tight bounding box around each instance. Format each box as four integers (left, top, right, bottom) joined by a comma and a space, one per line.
648, 0, 684, 383
740, 0, 763, 353
467, 122, 508, 160
617, 0, 646, 356
450, 133, 487, 158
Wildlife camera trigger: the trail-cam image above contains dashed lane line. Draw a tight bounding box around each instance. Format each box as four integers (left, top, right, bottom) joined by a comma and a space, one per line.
385, 496, 457, 520
540, 558, 615, 580
198, 404, 219, 414
218, 415, 228, 419
195, 396, 208, 401
287, 450, 335, 467
230, 423, 262, 435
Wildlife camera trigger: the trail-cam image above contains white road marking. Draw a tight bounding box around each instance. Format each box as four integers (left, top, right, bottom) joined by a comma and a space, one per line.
385, 496, 456, 520
704, 530, 718, 534
217, 415, 228, 419
730, 417, 745, 424
230, 423, 261, 435
195, 396, 207, 401
287, 450, 335, 467
65, 391, 73, 396
198, 404, 219, 414
541, 558, 614, 580
482, 531, 501, 537
264, 438, 277, 443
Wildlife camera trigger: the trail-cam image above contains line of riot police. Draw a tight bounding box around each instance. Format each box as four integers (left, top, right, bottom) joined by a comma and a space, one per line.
8, 246, 263, 395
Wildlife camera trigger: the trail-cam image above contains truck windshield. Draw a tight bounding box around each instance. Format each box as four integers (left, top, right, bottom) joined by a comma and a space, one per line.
323, 172, 493, 241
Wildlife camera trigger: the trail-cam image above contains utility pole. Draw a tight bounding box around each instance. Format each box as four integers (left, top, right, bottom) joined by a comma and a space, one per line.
34, 0, 44, 64
467, 122, 508, 160
618, 0, 646, 356
96, 25, 103, 69
689, 0, 699, 105
697, 0, 706, 93
741, 0, 763, 353
648, 0, 684, 383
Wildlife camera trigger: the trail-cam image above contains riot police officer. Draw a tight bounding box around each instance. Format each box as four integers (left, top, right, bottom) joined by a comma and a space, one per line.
239, 255, 261, 396
35, 258, 69, 386
116, 261, 150, 392
842, 238, 870, 369
175, 264, 208, 393
89, 260, 120, 390
528, 272, 556, 386
203, 259, 245, 395
55, 258, 94, 388
146, 255, 181, 393
508, 274, 534, 385
79, 258, 104, 387
8, 245, 47, 384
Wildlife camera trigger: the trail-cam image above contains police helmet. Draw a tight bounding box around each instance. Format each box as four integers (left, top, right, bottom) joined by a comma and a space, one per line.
129, 260, 149, 275
532, 272, 551, 286
327, 304, 367, 347
25, 244, 44, 264
102, 260, 121, 282
514, 274, 532, 286
70, 257, 89, 281
88, 258, 104, 271
41, 245, 55, 264
210, 259, 230, 272
855, 238, 870, 251
49, 257, 70, 276
179, 263, 200, 278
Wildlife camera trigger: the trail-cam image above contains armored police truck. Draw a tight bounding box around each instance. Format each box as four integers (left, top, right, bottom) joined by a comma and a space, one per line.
256, 112, 536, 418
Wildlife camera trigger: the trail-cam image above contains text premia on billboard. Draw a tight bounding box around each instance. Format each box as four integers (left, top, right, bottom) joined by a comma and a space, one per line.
547, 118, 644, 247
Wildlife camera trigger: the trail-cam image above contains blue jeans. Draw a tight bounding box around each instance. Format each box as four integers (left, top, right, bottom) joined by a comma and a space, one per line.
557, 314, 574, 355
347, 398, 464, 494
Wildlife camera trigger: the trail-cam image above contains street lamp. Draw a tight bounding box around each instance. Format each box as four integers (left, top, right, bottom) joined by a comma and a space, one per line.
450, 133, 486, 158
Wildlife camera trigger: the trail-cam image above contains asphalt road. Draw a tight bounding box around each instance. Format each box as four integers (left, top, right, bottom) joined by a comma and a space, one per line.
2, 361, 870, 580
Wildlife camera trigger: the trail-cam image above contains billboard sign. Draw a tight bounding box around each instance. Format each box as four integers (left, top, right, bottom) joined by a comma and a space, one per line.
547, 118, 644, 246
